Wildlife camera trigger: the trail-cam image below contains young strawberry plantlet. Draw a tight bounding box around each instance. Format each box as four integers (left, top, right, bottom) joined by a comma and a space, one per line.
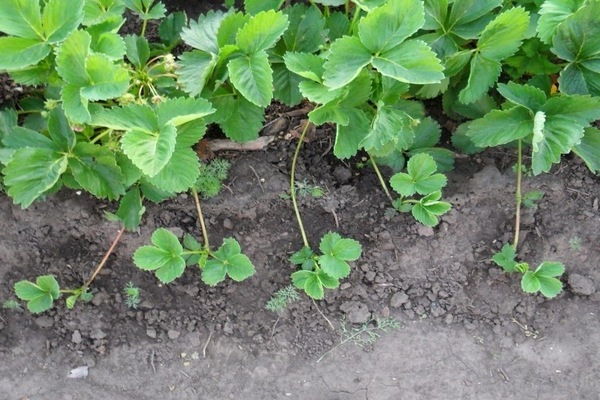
14, 226, 126, 313
288, 122, 362, 300
133, 163, 255, 287
388, 153, 452, 227
466, 82, 600, 297
493, 244, 564, 298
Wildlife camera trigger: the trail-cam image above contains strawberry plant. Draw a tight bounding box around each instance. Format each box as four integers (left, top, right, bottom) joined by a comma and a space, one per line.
0, 0, 255, 312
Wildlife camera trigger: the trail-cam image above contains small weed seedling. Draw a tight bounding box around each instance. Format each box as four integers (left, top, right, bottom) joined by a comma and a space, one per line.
2, 299, 22, 311
133, 160, 255, 287
266, 285, 300, 313
317, 317, 401, 363
124, 282, 142, 309
569, 237, 583, 252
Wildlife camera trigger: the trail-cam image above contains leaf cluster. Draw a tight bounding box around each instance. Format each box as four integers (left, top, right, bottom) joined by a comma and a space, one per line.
492, 244, 564, 298
133, 228, 255, 286
290, 232, 362, 299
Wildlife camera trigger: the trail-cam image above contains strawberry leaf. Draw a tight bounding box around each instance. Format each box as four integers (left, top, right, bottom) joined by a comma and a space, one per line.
201, 238, 255, 286
14, 275, 61, 314
133, 228, 186, 284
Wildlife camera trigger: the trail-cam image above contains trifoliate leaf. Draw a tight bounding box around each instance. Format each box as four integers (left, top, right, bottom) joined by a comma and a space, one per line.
202, 238, 255, 285
4, 148, 68, 208
319, 232, 362, 261
291, 270, 324, 300
411, 191, 451, 226
492, 244, 518, 272
358, 0, 424, 53
323, 36, 373, 89
121, 124, 177, 177
14, 275, 61, 314
290, 247, 317, 271
390, 153, 447, 197
133, 228, 186, 284
83, 0, 126, 26
522, 261, 565, 298
361, 106, 413, 154
235, 10, 288, 54
228, 51, 273, 107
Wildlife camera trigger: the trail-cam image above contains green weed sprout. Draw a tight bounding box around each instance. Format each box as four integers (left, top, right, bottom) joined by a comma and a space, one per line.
124, 282, 141, 309
266, 285, 300, 313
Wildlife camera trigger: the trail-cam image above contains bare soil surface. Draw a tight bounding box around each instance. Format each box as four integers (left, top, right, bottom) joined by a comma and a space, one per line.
1, 127, 599, 399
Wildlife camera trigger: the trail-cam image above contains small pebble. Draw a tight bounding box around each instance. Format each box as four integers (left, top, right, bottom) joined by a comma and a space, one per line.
168, 330, 181, 340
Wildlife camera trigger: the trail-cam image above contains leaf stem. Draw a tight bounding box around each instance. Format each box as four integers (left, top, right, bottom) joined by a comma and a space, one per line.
83, 226, 126, 289
192, 188, 210, 250
290, 121, 312, 249
141, 18, 148, 37
369, 155, 394, 203
90, 128, 112, 144
514, 139, 523, 250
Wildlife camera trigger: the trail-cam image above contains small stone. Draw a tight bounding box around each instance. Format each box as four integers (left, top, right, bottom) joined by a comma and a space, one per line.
339, 301, 370, 324
168, 330, 181, 340
146, 328, 157, 339
35, 316, 54, 329
389, 292, 409, 308
71, 330, 82, 344
568, 273, 596, 296
90, 329, 107, 340
417, 225, 434, 237
223, 218, 233, 230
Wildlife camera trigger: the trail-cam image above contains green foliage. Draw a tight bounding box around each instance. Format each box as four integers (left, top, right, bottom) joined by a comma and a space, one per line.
291, 232, 362, 300
124, 282, 142, 308
265, 285, 300, 312
133, 229, 255, 286
492, 244, 564, 298
389, 154, 451, 226
196, 159, 231, 198
14, 275, 61, 314
467, 82, 600, 174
